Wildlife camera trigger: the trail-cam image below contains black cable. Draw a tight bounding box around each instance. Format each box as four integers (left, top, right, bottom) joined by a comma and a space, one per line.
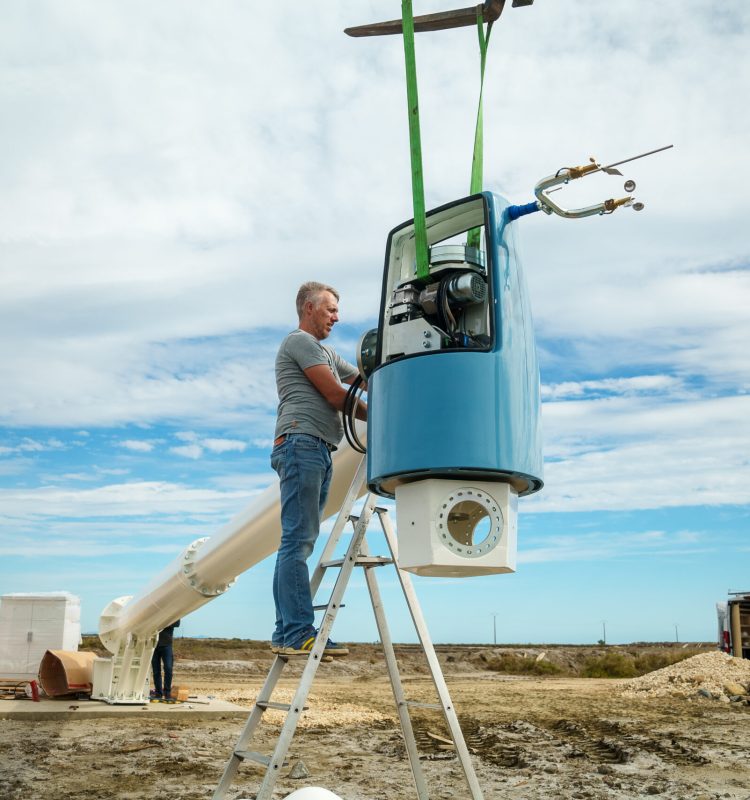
437, 276, 453, 333
342, 376, 366, 454
350, 376, 367, 453
345, 380, 366, 453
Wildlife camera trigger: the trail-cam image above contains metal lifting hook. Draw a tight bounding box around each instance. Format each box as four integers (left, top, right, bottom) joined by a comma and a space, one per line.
532, 144, 673, 220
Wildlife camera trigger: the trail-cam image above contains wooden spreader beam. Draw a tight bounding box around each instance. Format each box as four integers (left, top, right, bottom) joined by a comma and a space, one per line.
345, 0, 533, 38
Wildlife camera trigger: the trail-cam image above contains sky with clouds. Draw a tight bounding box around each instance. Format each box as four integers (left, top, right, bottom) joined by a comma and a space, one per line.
1, 1, 748, 647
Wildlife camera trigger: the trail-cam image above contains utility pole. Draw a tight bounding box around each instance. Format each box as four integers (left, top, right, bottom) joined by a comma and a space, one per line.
674, 623, 679, 643
601, 620, 607, 645
492, 613, 498, 645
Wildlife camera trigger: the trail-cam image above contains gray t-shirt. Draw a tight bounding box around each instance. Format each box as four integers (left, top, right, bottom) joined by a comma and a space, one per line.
274, 329, 358, 447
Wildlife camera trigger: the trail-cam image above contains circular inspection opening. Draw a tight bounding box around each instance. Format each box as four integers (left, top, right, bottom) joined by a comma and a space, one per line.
447, 501, 492, 547
437, 489, 504, 558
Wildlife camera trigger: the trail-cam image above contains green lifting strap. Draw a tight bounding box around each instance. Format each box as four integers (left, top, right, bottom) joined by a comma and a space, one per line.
401, 0, 430, 280
467, 8, 494, 249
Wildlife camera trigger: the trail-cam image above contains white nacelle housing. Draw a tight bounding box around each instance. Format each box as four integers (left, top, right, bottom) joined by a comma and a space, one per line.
395, 479, 518, 577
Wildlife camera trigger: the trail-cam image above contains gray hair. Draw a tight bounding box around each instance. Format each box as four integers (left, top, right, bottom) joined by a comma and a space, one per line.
296, 281, 339, 319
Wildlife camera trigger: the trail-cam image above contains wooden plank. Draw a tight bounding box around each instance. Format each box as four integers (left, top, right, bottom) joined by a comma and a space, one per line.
345, 0, 505, 38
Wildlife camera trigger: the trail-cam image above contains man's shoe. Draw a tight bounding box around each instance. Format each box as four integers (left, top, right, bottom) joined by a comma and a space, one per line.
270, 642, 283, 654
322, 639, 348, 657
280, 632, 348, 658
280, 634, 317, 656
149, 691, 162, 699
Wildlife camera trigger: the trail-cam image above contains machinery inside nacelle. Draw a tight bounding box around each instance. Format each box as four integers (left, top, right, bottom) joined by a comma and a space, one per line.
385, 243, 491, 359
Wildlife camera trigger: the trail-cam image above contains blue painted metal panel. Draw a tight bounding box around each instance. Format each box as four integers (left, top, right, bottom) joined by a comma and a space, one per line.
367, 191, 543, 497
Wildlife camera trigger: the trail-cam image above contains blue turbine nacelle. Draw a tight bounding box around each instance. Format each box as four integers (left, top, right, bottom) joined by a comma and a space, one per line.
362, 192, 543, 576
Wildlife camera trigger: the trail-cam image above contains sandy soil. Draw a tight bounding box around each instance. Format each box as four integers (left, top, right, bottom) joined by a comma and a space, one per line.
2, 644, 749, 800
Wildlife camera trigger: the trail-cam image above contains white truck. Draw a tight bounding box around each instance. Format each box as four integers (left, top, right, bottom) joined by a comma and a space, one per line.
717, 591, 750, 659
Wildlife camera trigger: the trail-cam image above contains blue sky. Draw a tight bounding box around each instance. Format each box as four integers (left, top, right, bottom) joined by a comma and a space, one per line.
1, 1, 748, 646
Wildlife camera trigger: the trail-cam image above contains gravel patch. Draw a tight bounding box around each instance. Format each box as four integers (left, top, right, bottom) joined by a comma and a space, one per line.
619, 651, 750, 698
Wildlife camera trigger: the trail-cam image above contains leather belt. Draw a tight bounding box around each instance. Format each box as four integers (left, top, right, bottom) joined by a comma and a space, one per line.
273, 434, 334, 452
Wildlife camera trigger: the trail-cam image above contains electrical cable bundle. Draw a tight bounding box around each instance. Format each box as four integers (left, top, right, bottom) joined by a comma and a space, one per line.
343, 375, 367, 453
437, 273, 458, 334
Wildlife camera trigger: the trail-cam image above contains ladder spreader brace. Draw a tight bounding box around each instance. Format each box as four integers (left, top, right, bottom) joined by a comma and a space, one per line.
212, 457, 484, 800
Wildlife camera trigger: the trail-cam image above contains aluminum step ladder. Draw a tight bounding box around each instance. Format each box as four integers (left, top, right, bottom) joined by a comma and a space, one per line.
212, 458, 484, 800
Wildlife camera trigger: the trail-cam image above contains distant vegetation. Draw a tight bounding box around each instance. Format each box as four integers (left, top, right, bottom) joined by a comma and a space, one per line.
484, 653, 564, 675
480, 645, 711, 678
81, 636, 712, 679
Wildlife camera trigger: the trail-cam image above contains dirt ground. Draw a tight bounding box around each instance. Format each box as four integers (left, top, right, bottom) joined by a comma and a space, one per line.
2, 642, 749, 800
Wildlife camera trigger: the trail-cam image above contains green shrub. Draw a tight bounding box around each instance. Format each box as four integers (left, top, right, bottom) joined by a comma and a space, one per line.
582, 651, 637, 678
485, 653, 563, 676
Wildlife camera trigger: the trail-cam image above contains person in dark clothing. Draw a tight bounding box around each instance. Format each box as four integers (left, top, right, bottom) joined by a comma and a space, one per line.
150, 619, 180, 700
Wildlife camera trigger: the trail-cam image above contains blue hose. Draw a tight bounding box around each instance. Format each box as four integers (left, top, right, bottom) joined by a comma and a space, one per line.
507, 201, 540, 221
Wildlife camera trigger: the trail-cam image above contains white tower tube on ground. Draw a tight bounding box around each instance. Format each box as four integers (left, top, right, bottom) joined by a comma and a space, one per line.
94, 435, 366, 703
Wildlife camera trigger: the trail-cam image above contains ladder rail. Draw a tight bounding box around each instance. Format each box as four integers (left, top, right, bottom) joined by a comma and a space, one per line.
377, 508, 485, 800
212, 656, 287, 799
254, 495, 378, 800
213, 462, 367, 800
308, 455, 367, 598
360, 532, 430, 800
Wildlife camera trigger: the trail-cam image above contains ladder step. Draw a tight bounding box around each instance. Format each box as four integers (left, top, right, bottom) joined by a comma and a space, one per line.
256, 701, 308, 711
233, 750, 290, 767
234, 750, 268, 765
312, 602, 346, 610
321, 556, 394, 568
405, 701, 443, 710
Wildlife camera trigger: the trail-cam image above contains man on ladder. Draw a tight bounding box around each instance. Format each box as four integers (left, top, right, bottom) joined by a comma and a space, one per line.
270, 281, 367, 657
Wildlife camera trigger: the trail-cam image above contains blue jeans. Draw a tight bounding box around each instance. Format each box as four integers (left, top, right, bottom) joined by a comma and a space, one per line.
271, 433, 333, 647
151, 644, 174, 697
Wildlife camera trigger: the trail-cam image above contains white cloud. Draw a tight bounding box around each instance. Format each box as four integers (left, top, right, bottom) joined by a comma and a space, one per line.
169, 432, 247, 458
519, 529, 713, 565
0, 438, 63, 456
542, 375, 683, 401
0, 480, 252, 519
0, 337, 279, 428
120, 439, 155, 453
533, 267, 750, 388
46, 473, 97, 482
525, 393, 750, 512
170, 444, 203, 460
202, 438, 246, 454
0, 538, 182, 559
